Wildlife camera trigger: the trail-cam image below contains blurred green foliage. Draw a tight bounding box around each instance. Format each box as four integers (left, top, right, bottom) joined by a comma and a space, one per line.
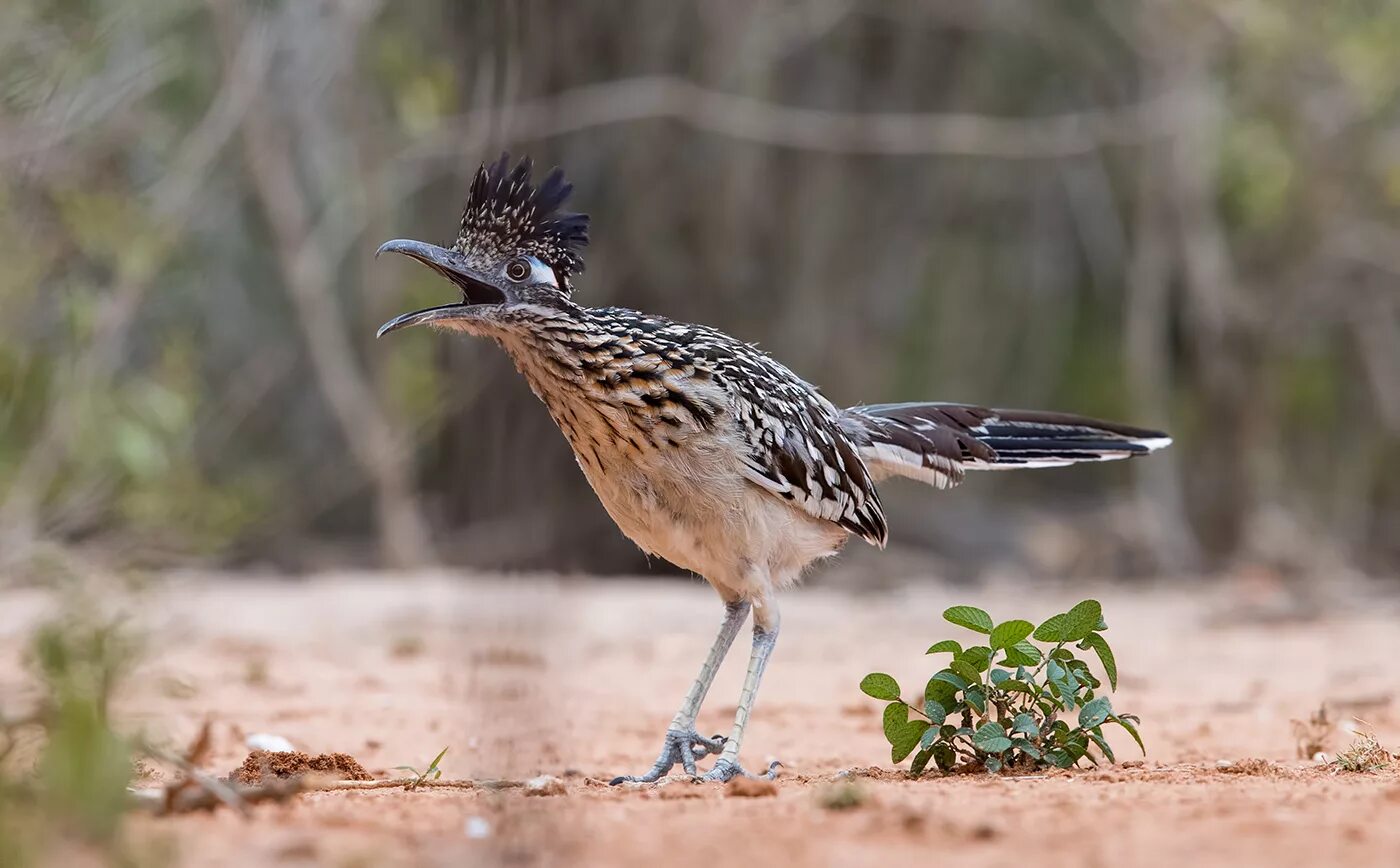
1, 595, 141, 864
0, 0, 1397, 575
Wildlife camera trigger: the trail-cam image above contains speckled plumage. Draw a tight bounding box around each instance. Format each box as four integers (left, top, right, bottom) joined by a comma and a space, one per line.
377, 155, 1171, 783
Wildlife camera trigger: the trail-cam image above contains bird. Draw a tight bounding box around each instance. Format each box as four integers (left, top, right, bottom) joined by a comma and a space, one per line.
375, 154, 1171, 784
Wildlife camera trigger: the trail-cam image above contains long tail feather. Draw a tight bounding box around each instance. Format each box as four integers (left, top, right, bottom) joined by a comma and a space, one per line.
840, 402, 1170, 490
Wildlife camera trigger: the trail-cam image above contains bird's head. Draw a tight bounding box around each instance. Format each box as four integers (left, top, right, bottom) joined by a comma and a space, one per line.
375, 154, 589, 337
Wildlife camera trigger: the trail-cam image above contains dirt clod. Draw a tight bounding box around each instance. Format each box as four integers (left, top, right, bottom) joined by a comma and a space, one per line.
816, 781, 868, 810
1215, 758, 1275, 776
524, 774, 567, 796
228, 749, 371, 784
726, 776, 778, 798
657, 781, 705, 800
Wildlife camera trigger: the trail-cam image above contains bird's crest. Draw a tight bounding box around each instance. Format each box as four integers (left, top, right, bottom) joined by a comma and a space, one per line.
454, 154, 590, 291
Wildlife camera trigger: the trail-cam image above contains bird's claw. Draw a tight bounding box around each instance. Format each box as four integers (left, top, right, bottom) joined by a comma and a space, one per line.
608, 728, 728, 785
692, 758, 781, 783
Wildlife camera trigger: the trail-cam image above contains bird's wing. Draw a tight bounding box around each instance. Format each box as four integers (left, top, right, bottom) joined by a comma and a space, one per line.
839, 402, 999, 490
706, 346, 888, 547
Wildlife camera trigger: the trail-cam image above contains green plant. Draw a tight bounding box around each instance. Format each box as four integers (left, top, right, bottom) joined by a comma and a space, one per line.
2, 600, 142, 865
394, 746, 448, 790
860, 600, 1143, 774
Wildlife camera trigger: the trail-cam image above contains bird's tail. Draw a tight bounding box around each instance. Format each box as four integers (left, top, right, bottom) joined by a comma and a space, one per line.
841, 402, 1171, 490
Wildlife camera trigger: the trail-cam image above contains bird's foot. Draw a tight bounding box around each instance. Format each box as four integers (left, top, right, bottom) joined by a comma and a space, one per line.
692, 756, 781, 783
608, 728, 727, 784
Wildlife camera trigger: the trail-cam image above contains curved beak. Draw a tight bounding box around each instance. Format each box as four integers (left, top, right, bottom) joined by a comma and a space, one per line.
374, 239, 505, 337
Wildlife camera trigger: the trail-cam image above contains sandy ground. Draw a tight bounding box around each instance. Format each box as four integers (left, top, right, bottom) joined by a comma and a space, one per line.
3, 571, 1400, 867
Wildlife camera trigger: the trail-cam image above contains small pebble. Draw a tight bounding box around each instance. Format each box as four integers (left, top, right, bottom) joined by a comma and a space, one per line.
525, 774, 567, 796
245, 733, 295, 753
464, 816, 491, 839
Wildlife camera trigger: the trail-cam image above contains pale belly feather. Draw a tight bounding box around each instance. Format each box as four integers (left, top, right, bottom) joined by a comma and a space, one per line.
570, 427, 847, 600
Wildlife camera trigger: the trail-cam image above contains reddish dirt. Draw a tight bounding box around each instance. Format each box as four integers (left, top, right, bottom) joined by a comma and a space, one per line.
3, 572, 1400, 867
228, 750, 372, 784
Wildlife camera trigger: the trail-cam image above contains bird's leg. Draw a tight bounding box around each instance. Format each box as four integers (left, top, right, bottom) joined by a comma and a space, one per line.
609, 598, 750, 784
695, 601, 782, 783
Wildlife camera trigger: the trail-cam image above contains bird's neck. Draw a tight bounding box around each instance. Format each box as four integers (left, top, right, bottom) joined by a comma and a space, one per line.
490, 305, 719, 453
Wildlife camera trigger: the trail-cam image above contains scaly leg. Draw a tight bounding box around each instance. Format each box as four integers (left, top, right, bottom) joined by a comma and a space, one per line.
695, 602, 782, 782
610, 599, 750, 784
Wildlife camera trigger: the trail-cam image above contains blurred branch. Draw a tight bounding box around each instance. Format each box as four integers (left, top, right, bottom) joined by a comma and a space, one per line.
416, 75, 1185, 160
211, 0, 436, 568
0, 45, 172, 165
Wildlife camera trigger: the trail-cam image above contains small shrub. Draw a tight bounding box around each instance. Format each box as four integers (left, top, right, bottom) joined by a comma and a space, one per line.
860, 600, 1144, 774
1333, 732, 1393, 773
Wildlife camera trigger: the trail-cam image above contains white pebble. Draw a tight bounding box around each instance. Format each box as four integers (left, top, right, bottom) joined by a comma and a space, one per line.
246, 733, 295, 753
464, 816, 491, 839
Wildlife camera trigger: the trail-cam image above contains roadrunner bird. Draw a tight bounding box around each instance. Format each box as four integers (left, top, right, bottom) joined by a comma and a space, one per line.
376, 155, 1171, 784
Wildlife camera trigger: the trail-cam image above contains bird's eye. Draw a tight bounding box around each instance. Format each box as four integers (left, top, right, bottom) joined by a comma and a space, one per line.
505, 258, 531, 282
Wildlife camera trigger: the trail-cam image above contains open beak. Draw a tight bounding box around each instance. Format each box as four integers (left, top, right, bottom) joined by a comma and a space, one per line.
374, 239, 505, 337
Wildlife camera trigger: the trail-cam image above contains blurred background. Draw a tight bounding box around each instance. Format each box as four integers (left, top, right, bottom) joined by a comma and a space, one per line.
2, 0, 1398, 587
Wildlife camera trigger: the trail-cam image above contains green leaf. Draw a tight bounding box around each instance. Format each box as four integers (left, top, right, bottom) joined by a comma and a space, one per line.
427, 746, 449, 772
923, 699, 948, 723
1078, 633, 1118, 690
1058, 666, 1081, 695
891, 720, 931, 763
1047, 658, 1080, 705
1065, 600, 1103, 641
920, 724, 941, 751
950, 659, 982, 685
1045, 749, 1075, 768
933, 742, 958, 771
1088, 728, 1116, 764
943, 606, 993, 634
926, 639, 962, 655
1063, 731, 1090, 758
883, 702, 909, 743
964, 685, 987, 714
1033, 613, 1071, 642
988, 669, 1010, 686
931, 670, 968, 691
957, 646, 993, 672
910, 745, 934, 776
1108, 714, 1146, 755
860, 673, 902, 701
989, 619, 1034, 651
1012, 739, 1042, 760
972, 723, 1012, 754
998, 679, 1035, 695
1011, 713, 1039, 737
985, 756, 1003, 773
1079, 696, 1113, 729
1000, 640, 1042, 667
925, 677, 958, 707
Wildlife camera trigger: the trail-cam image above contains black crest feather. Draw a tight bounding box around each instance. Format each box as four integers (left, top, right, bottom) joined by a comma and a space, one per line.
454, 153, 590, 289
